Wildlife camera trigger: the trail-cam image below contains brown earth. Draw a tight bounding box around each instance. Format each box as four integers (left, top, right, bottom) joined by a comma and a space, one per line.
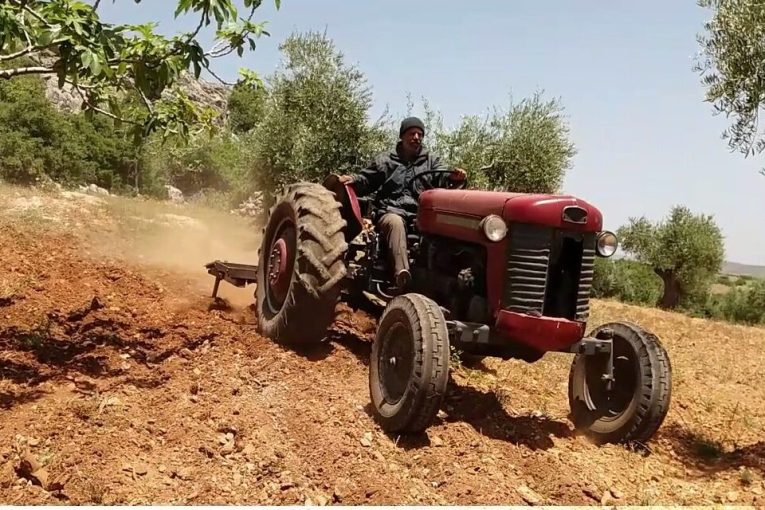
0, 186, 764, 506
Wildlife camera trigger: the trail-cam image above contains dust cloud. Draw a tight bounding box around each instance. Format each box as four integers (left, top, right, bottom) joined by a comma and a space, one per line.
84, 197, 264, 308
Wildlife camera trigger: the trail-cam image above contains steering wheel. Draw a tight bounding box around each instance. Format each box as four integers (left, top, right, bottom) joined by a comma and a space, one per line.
404, 169, 467, 192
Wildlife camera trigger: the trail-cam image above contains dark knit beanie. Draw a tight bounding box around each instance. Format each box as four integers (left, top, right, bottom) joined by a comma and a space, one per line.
399, 116, 425, 137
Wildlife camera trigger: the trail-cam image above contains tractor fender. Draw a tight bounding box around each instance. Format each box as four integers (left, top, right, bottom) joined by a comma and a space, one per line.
323, 174, 364, 242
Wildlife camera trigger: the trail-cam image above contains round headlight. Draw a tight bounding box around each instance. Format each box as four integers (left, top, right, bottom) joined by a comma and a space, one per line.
481, 214, 507, 242
596, 231, 618, 257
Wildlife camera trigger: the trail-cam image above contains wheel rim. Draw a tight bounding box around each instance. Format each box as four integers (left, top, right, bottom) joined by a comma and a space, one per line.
378, 322, 414, 404
264, 217, 296, 314
582, 335, 639, 420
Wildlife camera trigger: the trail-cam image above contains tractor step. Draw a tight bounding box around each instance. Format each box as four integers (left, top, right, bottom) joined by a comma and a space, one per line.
205, 260, 259, 298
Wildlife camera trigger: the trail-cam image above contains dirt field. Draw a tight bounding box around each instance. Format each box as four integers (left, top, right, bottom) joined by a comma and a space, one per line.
0, 185, 763, 505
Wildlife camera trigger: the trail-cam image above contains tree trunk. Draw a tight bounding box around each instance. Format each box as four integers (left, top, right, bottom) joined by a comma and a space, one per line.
656, 269, 681, 309
133, 145, 142, 193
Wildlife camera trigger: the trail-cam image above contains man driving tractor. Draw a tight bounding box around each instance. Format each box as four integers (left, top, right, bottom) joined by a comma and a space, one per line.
338, 116, 467, 292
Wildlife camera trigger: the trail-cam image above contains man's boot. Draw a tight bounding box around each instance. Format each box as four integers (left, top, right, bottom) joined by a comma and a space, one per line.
395, 268, 411, 292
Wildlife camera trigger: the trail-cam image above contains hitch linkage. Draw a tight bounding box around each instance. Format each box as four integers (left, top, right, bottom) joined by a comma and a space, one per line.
569, 328, 616, 391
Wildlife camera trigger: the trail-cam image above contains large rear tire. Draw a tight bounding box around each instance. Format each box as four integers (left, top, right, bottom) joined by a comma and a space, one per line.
369, 293, 450, 434
568, 321, 672, 444
256, 182, 348, 345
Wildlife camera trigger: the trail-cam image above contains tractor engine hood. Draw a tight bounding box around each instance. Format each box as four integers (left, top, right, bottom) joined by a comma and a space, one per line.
417, 189, 603, 235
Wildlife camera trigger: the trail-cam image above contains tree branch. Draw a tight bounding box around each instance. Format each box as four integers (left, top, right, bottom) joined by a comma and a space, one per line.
207, 45, 237, 59
188, 16, 205, 43
0, 66, 54, 79
0, 46, 37, 62
21, 4, 53, 28
204, 64, 232, 86
71, 82, 141, 126
93, 0, 102, 10
133, 84, 154, 114
205, 40, 230, 58
0, 39, 67, 63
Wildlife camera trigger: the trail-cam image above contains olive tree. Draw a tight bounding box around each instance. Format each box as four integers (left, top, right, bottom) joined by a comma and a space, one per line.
0, 0, 279, 142
695, 0, 765, 168
617, 205, 725, 309
249, 30, 390, 196
420, 92, 576, 193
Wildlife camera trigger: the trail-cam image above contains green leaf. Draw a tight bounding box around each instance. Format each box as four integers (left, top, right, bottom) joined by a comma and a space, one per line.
174, 0, 193, 18
81, 52, 92, 69
37, 30, 53, 47
90, 57, 102, 76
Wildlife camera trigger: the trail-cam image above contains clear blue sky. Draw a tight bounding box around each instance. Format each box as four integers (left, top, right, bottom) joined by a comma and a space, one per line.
99, 1, 765, 265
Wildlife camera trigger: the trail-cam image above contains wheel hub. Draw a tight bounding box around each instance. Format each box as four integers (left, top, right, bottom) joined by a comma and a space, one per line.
264, 224, 293, 313
379, 324, 414, 403
584, 341, 638, 419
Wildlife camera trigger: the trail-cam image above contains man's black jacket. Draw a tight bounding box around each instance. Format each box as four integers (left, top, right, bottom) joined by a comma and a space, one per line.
351, 143, 465, 216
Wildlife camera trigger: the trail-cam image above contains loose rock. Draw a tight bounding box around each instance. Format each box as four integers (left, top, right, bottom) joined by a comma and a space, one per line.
29, 467, 49, 488
517, 485, 542, 505
17, 453, 41, 482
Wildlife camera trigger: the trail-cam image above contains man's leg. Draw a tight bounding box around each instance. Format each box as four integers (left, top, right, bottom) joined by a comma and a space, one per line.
377, 213, 411, 290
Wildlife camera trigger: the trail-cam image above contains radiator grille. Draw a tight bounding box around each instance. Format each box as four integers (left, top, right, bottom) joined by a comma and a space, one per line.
503, 225, 552, 315
576, 241, 595, 321
502, 224, 595, 321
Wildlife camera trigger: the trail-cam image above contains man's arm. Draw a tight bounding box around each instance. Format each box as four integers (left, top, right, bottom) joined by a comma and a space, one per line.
340, 157, 386, 197
430, 156, 467, 189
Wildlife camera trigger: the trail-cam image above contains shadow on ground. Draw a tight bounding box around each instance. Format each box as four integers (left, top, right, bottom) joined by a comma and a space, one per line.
0, 296, 215, 409
441, 377, 573, 450
663, 424, 765, 476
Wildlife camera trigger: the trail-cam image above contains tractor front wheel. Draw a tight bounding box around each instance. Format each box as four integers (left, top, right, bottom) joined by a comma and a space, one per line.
369, 294, 450, 434
568, 321, 672, 445
255, 182, 348, 345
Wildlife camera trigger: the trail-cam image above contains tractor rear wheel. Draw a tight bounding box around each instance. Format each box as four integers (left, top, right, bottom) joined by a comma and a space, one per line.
255, 182, 348, 344
369, 293, 450, 434
568, 321, 672, 445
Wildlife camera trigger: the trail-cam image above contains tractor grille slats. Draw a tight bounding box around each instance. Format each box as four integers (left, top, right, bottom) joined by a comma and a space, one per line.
576, 249, 595, 321
503, 223, 595, 322
504, 225, 552, 315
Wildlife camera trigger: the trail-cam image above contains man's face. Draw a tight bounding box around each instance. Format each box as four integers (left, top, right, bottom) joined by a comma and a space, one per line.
401, 127, 423, 152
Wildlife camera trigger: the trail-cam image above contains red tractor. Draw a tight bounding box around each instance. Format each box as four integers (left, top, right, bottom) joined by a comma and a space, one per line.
207, 171, 671, 445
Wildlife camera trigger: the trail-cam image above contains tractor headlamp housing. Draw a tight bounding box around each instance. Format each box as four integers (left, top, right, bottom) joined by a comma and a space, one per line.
480, 214, 508, 242
596, 231, 618, 257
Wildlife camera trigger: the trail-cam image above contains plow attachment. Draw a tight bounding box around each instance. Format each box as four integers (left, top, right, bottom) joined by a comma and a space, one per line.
205, 260, 259, 298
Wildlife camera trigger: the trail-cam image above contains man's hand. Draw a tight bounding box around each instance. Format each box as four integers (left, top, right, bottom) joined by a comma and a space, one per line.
338, 175, 354, 185
450, 167, 467, 181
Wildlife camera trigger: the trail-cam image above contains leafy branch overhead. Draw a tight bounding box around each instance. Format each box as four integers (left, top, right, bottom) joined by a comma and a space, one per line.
695, 0, 765, 168
0, 0, 280, 142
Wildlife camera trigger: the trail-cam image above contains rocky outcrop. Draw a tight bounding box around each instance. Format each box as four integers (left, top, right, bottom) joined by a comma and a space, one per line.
40, 65, 230, 120
165, 185, 185, 203
175, 73, 230, 117
231, 192, 265, 217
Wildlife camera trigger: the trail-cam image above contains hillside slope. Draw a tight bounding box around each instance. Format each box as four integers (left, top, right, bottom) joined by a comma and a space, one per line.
0, 185, 763, 505
723, 261, 765, 278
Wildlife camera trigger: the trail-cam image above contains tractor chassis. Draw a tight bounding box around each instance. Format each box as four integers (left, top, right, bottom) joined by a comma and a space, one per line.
203, 259, 615, 384
447, 319, 615, 380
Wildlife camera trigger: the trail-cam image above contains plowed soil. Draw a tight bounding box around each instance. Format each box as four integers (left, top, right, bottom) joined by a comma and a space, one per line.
0, 186, 763, 505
